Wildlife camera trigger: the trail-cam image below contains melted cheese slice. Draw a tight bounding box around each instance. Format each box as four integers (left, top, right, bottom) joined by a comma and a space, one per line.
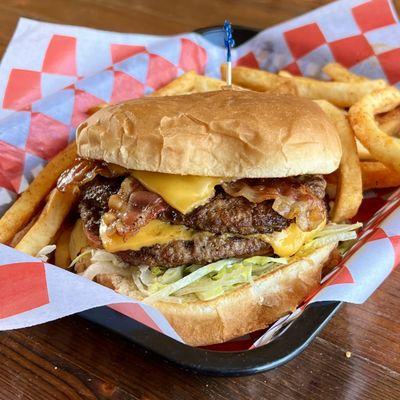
100, 219, 195, 253
255, 221, 325, 258
131, 170, 223, 214
100, 218, 326, 258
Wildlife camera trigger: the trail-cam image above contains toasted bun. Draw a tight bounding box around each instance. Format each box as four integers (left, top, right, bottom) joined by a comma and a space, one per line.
77, 91, 341, 178
97, 243, 336, 346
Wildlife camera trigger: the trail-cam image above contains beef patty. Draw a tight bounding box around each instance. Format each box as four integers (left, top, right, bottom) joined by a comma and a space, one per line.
117, 234, 272, 268
161, 192, 291, 235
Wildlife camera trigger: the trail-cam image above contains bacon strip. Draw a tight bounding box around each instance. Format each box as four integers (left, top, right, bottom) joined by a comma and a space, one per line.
103, 177, 169, 238
57, 158, 127, 192
59, 159, 168, 239
222, 177, 326, 231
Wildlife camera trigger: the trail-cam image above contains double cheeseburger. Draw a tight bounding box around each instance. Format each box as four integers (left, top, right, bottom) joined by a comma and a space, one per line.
58, 90, 350, 346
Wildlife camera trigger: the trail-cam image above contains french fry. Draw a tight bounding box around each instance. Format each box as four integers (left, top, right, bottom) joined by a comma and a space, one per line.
265, 80, 298, 96
228, 66, 387, 107
278, 70, 294, 78
0, 142, 77, 244
322, 63, 367, 83
241, 68, 297, 95
361, 161, 400, 190
69, 219, 89, 261
150, 71, 198, 97
222, 64, 284, 92
286, 75, 387, 107
9, 214, 39, 248
152, 70, 243, 97
349, 87, 400, 174
191, 73, 242, 92
15, 188, 78, 256
316, 100, 363, 222
55, 223, 74, 269
356, 138, 374, 161
376, 106, 400, 136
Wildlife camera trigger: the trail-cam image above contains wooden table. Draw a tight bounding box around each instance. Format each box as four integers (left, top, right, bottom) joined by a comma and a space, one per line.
1, 0, 400, 399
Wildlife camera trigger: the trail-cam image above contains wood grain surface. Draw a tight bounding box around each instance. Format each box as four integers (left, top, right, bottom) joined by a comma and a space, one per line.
1, 0, 400, 399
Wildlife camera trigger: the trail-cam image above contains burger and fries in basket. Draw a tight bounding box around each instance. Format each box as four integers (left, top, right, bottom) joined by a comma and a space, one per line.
1, 59, 399, 346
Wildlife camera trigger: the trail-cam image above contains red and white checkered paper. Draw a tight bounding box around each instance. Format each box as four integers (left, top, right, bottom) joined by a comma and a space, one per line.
1, 0, 400, 351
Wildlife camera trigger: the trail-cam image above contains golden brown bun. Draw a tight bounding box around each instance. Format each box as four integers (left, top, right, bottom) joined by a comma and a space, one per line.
97, 243, 336, 346
77, 91, 341, 178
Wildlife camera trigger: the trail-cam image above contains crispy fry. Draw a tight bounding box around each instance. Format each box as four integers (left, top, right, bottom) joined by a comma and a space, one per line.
192, 74, 241, 92
150, 71, 198, 97
15, 188, 78, 256
322, 63, 367, 83
287, 75, 386, 107
0, 142, 77, 244
55, 224, 74, 269
266, 79, 298, 95
278, 70, 294, 78
356, 138, 374, 160
361, 161, 400, 190
222, 65, 283, 92
152, 70, 243, 97
228, 66, 387, 107
349, 87, 400, 173
9, 214, 39, 248
376, 106, 400, 136
316, 100, 363, 222
69, 219, 89, 261
225, 65, 295, 95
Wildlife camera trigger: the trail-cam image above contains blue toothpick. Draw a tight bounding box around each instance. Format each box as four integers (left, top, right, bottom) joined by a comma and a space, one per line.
223, 20, 235, 86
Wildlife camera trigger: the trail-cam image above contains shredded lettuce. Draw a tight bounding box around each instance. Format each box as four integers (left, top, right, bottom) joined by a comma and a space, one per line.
36, 245, 56, 262
312, 222, 362, 238
160, 266, 184, 284
80, 222, 361, 303
174, 262, 252, 301
132, 269, 150, 295
79, 249, 131, 280
69, 249, 93, 269
298, 223, 361, 255
82, 262, 131, 280
144, 258, 239, 303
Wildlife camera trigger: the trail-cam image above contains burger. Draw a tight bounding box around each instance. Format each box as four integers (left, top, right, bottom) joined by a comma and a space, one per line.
57, 90, 359, 346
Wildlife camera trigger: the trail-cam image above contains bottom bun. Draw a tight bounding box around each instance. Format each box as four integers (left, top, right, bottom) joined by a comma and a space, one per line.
98, 243, 337, 346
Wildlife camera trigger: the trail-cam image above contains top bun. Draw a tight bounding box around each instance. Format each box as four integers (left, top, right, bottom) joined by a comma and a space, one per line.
77, 90, 341, 178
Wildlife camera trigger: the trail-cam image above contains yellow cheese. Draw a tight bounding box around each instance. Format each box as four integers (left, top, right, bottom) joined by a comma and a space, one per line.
256, 221, 326, 258
131, 170, 223, 214
101, 216, 326, 258
100, 219, 195, 253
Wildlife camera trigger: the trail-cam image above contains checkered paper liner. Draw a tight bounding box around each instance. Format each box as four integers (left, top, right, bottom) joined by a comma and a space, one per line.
0, 0, 400, 350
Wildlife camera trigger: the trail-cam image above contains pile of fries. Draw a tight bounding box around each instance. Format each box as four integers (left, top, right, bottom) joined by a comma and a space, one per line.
1, 63, 400, 265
